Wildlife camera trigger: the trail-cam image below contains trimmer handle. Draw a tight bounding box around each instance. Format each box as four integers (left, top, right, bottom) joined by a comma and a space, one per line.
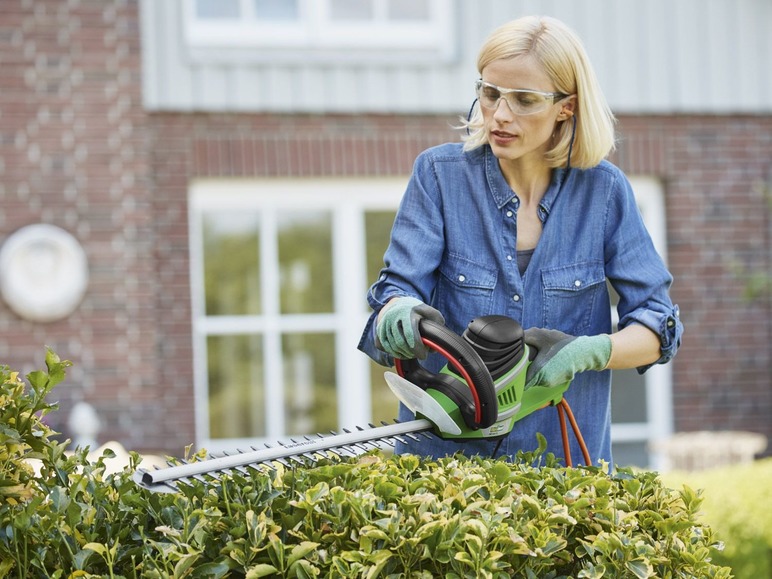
395, 319, 498, 430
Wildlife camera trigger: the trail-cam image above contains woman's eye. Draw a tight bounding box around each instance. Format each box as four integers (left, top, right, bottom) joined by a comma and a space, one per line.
516, 93, 540, 106
482, 87, 501, 101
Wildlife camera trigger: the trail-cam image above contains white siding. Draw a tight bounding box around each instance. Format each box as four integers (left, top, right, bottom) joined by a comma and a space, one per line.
141, 0, 772, 114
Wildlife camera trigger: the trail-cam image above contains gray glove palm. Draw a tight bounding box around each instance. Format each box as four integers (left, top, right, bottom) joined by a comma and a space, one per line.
524, 328, 612, 389
375, 296, 445, 360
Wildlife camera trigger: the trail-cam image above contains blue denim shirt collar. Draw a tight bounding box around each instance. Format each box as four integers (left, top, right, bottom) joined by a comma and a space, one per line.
482, 147, 513, 209
483, 146, 568, 221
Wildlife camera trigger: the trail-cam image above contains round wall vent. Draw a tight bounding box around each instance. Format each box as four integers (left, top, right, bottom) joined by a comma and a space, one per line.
0, 224, 89, 323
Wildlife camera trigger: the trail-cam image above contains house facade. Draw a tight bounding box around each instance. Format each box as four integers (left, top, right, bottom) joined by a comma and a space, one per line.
1, 0, 770, 468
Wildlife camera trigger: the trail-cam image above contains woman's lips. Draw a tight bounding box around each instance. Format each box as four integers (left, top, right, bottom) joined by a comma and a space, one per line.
490, 130, 517, 145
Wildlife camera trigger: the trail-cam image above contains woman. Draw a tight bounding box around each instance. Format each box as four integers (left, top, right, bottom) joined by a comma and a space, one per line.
358, 15, 683, 466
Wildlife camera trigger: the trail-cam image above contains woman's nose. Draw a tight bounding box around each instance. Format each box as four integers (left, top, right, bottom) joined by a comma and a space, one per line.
493, 97, 514, 120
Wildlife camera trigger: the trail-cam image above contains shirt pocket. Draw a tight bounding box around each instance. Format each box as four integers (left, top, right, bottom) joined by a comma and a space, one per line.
436, 253, 497, 332
541, 261, 608, 334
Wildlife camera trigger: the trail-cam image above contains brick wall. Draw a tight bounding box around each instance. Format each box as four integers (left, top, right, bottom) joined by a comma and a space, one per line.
613, 117, 771, 443
2, 0, 770, 454
0, 0, 173, 451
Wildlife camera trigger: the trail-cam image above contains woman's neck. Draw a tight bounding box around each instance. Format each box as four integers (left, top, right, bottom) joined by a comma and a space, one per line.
499, 157, 552, 204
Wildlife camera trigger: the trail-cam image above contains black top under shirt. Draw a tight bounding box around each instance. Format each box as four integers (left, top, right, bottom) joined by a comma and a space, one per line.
517, 248, 535, 276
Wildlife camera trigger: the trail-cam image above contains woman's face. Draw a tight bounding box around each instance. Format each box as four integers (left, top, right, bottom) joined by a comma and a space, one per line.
479, 55, 572, 167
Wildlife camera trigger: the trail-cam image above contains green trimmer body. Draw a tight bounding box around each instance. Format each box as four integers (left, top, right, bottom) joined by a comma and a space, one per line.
390, 315, 570, 441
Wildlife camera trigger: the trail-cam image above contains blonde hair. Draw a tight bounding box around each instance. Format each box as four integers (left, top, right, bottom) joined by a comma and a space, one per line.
461, 16, 616, 169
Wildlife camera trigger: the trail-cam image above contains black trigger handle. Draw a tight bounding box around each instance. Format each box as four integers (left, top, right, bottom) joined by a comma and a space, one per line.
396, 319, 497, 429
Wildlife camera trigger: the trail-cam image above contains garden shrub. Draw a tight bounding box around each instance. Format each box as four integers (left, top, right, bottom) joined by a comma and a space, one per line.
1, 351, 732, 578
660, 459, 772, 579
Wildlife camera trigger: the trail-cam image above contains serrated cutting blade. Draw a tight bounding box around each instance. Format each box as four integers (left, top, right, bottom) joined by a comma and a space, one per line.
133, 418, 434, 493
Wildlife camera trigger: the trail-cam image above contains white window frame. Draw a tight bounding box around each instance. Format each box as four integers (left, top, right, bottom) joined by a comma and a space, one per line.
189, 178, 404, 453
182, 0, 456, 63
189, 175, 673, 463
610, 176, 673, 470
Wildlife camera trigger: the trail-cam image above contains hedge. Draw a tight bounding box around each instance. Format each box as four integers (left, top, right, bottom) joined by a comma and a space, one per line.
1, 350, 732, 578
660, 458, 772, 579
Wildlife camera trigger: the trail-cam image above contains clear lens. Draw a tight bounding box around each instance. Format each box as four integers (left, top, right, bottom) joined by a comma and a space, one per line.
475, 81, 557, 116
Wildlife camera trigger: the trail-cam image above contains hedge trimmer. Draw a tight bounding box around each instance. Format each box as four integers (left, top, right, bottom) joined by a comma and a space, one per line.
134, 315, 590, 493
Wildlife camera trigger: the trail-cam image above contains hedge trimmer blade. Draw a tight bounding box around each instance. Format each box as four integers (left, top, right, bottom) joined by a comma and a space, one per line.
133, 419, 435, 494
134, 315, 589, 494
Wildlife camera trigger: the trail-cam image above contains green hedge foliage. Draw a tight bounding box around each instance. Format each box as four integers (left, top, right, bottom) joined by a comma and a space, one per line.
1, 351, 732, 578
660, 458, 772, 579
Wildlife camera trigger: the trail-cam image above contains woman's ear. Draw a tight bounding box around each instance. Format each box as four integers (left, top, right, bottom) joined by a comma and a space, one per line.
557, 95, 577, 121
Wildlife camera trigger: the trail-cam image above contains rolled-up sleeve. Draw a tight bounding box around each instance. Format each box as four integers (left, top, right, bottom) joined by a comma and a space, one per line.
619, 304, 683, 373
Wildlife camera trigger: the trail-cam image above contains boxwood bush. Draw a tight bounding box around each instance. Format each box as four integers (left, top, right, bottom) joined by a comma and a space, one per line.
1, 351, 732, 578
661, 459, 772, 579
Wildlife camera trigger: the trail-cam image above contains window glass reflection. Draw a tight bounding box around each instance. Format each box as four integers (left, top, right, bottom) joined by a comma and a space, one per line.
208, 334, 265, 438
278, 211, 333, 314
196, 0, 240, 19
387, 0, 430, 21
612, 441, 649, 469
283, 333, 338, 434
611, 369, 647, 423
330, 0, 374, 21
364, 210, 395, 291
370, 360, 399, 424
203, 211, 261, 316
607, 280, 648, 424
254, 0, 299, 21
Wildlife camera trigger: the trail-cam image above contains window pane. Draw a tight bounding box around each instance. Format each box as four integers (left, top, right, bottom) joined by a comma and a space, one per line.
208, 334, 265, 438
611, 369, 647, 423
330, 0, 374, 21
196, 0, 240, 19
278, 211, 333, 314
387, 0, 430, 21
203, 211, 261, 316
370, 360, 400, 424
283, 333, 337, 434
364, 210, 396, 288
612, 441, 649, 469
607, 281, 648, 423
254, 0, 299, 21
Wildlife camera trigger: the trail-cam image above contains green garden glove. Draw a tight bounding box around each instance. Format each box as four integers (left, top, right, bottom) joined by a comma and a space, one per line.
524, 328, 612, 389
375, 296, 445, 360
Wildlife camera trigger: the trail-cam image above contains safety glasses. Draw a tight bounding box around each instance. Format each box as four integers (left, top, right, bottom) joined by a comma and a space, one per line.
475, 79, 569, 116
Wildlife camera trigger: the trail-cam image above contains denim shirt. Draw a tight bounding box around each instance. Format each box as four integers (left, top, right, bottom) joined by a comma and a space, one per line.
358, 143, 683, 465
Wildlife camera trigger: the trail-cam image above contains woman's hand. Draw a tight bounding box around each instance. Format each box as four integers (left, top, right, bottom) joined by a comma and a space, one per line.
375, 297, 445, 360
524, 328, 612, 389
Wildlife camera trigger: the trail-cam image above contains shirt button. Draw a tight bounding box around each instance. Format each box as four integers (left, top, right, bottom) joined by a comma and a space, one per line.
506, 211, 513, 218
574, 280, 582, 287
458, 275, 466, 282
513, 294, 520, 302
506, 255, 513, 261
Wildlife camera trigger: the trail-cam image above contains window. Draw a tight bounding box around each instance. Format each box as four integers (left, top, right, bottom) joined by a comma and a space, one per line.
190, 176, 672, 465
183, 0, 455, 62
189, 179, 402, 453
